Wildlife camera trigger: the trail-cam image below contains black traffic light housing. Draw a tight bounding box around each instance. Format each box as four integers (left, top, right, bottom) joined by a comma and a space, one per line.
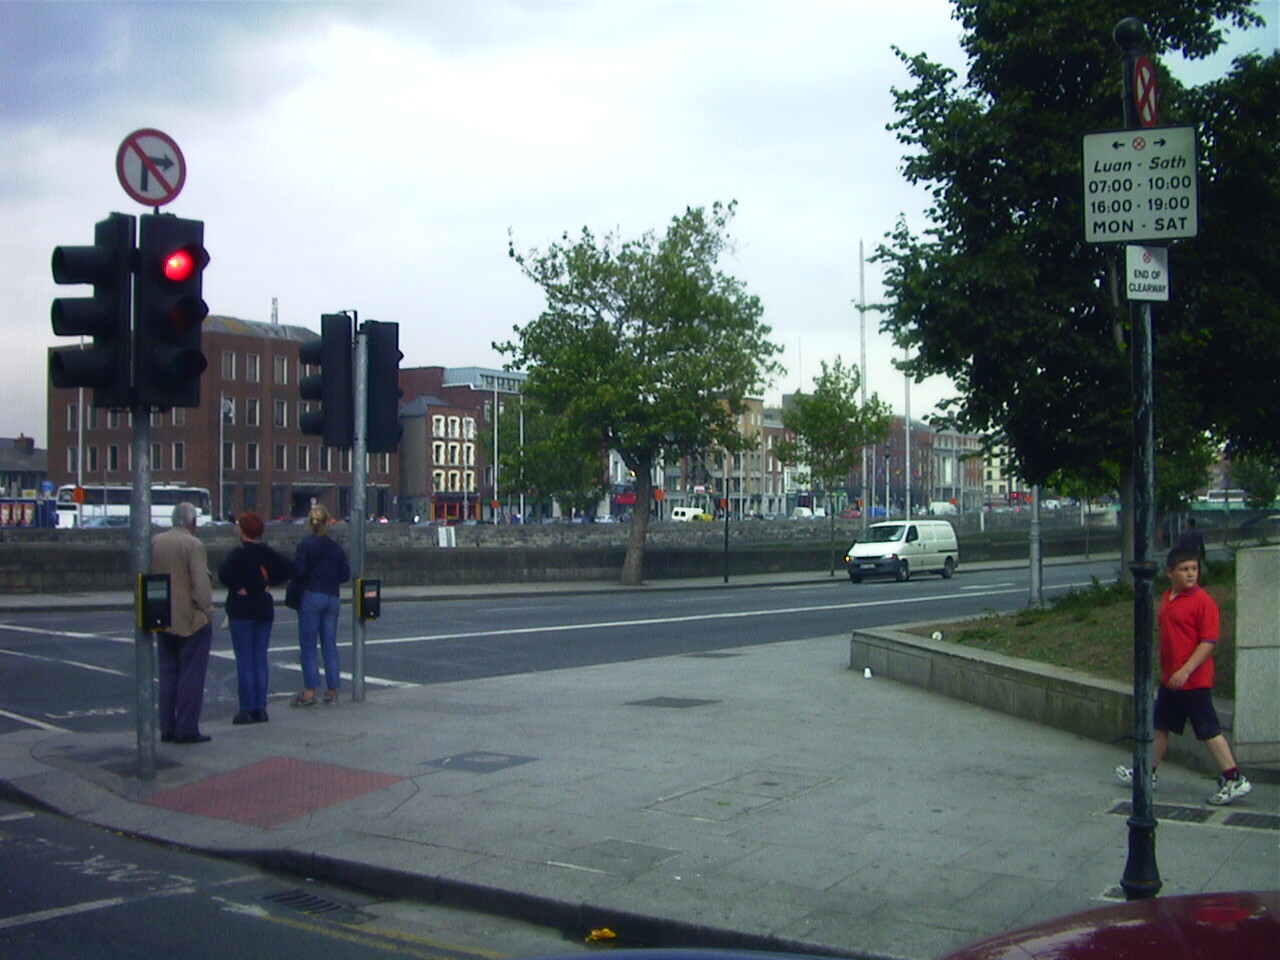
299, 313, 354, 448
49, 212, 135, 408
134, 214, 209, 408
364, 320, 403, 454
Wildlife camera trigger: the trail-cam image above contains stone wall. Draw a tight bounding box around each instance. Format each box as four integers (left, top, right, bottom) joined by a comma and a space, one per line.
0, 520, 1120, 593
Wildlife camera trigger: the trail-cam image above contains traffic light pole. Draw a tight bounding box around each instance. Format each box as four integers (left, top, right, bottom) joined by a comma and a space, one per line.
131, 413, 157, 781
350, 324, 369, 702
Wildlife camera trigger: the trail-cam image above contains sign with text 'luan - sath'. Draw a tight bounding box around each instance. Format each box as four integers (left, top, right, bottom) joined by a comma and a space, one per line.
1082, 126, 1198, 244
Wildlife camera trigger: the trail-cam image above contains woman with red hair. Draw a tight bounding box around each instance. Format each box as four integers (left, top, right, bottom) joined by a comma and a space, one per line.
218, 511, 297, 724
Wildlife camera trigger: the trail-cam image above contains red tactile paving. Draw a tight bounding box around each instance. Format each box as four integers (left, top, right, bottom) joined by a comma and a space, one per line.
142, 756, 404, 828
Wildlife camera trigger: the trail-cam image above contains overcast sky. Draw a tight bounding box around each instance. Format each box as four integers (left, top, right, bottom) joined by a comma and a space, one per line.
2, 1, 1275, 447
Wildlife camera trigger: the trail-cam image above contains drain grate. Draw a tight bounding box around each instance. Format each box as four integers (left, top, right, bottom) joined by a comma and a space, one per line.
1108, 801, 1215, 823
627, 697, 721, 709
1223, 812, 1280, 831
683, 652, 743, 659
263, 890, 374, 924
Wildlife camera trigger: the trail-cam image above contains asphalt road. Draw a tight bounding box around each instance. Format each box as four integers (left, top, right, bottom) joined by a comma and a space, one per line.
0, 798, 584, 960
0, 559, 1119, 738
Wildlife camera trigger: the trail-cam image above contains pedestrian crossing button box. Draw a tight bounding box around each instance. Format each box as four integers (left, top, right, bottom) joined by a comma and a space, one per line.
357, 578, 381, 621
138, 574, 171, 631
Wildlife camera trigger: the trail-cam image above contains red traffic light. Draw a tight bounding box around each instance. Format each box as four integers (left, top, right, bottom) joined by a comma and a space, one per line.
164, 249, 194, 282
161, 245, 207, 283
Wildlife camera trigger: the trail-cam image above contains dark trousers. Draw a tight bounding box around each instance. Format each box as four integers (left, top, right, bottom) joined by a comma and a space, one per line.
157, 623, 212, 739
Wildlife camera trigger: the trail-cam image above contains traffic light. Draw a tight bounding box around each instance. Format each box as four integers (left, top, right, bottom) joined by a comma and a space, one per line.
364, 320, 403, 454
49, 212, 135, 408
299, 313, 354, 448
134, 214, 209, 408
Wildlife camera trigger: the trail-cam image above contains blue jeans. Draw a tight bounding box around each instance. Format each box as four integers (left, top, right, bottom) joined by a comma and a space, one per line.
297, 590, 341, 692
229, 618, 273, 712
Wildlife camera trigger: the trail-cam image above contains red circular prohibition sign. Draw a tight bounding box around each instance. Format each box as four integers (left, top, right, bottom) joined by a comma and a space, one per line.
116, 128, 187, 207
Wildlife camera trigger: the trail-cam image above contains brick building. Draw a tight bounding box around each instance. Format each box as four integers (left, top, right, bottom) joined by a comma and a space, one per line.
46, 316, 398, 522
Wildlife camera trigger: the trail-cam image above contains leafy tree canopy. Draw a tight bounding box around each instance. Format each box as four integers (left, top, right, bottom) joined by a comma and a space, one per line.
876, 0, 1277, 490
500, 202, 783, 583
479, 398, 610, 520
775, 357, 892, 494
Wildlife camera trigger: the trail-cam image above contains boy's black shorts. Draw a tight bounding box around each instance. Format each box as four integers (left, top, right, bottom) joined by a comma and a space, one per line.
1154, 685, 1222, 740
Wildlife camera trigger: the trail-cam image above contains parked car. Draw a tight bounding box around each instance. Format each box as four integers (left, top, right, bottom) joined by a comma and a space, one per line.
844, 519, 959, 582
935, 889, 1280, 960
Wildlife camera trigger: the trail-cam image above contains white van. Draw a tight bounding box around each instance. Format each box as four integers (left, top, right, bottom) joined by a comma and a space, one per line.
844, 519, 959, 582
670, 506, 712, 522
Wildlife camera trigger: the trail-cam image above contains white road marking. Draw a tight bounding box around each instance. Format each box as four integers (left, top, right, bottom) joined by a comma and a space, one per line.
0, 708, 72, 733
368, 582, 1099, 647
0, 646, 130, 677
0, 897, 126, 930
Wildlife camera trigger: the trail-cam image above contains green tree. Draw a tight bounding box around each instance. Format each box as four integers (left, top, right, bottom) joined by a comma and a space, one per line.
500, 202, 783, 584
875, 1, 1274, 509
1231, 454, 1280, 509
479, 398, 610, 520
774, 358, 892, 571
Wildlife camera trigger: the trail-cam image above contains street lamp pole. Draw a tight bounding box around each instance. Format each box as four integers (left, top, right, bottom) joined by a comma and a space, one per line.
1116, 16, 1162, 902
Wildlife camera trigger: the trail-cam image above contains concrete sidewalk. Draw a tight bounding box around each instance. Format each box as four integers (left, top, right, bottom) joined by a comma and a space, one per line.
1, 564, 1276, 960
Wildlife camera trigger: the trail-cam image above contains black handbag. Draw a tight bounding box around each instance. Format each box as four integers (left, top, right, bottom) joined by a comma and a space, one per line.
284, 579, 304, 610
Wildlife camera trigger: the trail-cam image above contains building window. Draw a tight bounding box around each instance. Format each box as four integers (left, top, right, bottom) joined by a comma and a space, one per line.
223, 442, 235, 470
274, 356, 289, 385
433, 441, 445, 464
448, 470, 460, 491
107, 445, 120, 472
297, 445, 310, 472
319, 446, 332, 472
432, 469, 445, 490
172, 442, 185, 471
246, 442, 260, 471
87, 407, 98, 430
377, 453, 390, 474
108, 410, 121, 430
67, 405, 77, 431
67, 448, 77, 473
274, 400, 288, 429
85, 446, 98, 472
222, 351, 236, 380
222, 397, 236, 424
274, 444, 287, 471
448, 416, 460, 438
463, 417, 476, 440
246, 354, 261, 383
171, 408, 185, 427
464, 470, 475, 491
432, 415, 445, 437
150, 410, 163, 427
246, 397, 260, 427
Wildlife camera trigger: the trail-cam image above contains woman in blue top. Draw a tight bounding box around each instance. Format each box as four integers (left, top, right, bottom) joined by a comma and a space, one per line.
218, 512, 297, 725
292, 504, 350, 706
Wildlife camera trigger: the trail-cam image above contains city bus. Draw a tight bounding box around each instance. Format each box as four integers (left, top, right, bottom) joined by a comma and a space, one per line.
54, 484, 214, 529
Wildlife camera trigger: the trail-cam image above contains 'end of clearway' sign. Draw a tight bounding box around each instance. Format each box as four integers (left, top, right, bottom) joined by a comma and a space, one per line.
1125, 245, 1169, 302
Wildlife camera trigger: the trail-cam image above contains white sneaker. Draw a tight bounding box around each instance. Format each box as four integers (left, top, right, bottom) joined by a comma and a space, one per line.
1207, 775, 1252, 806
1115, 766, 1156, 787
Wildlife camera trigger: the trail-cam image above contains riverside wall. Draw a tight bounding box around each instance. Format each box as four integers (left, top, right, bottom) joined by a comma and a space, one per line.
0, 519, 1119, 593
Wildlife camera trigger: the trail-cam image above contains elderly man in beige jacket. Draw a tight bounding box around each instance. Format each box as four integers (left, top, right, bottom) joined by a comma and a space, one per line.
151, 501, 215, 743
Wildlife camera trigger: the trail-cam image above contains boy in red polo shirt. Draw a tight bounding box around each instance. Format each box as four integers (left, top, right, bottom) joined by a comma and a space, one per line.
1117, 547, 1252, 805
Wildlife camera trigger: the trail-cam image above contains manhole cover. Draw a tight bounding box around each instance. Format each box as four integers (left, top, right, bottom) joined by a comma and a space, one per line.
424, 751, 538, 773
1109, 801, 1214, 823
1223, 812, 1280, 831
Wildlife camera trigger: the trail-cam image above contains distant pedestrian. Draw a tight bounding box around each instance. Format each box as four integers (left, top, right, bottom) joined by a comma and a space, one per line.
1116, 546, 1252, 805
151, 502, 215, 744
1177, 517, 1206, 564
292, 505, 350, 706
218, 512, 297, 725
